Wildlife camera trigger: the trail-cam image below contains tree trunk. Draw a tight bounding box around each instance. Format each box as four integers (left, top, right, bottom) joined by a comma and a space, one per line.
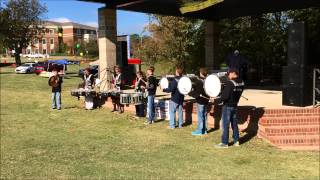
14, 47, 22, 66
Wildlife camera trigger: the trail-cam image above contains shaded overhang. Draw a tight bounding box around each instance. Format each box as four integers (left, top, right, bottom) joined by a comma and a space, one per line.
81, 0, 320, 20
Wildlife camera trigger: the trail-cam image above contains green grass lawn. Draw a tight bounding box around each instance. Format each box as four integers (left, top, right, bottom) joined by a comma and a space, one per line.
0, 66, 319, 179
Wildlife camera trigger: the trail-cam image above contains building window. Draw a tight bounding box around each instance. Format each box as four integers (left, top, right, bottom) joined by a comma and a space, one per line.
49, 29, 54, 35
77, 29, 81, 35
35, 49, 39, 54
43, 49, 47, 54
50, 38, 54, 45
34, 39, 38, 44
42, 38, 46, 44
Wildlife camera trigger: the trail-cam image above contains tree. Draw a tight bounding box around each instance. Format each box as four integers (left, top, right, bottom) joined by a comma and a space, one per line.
0, 0, 47, 65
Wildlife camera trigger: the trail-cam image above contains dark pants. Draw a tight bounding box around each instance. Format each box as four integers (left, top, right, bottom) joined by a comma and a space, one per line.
221, 105, 239, 145
135, 104, 145, 117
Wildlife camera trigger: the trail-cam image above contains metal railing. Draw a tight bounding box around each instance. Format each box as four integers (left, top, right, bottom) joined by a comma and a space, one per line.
313, 68, 320, 107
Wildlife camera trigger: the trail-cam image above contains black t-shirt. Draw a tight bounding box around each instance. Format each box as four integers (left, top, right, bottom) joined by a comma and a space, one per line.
147, 75, 157, 95
195, 77, 209, 105
49, 76, 63, 92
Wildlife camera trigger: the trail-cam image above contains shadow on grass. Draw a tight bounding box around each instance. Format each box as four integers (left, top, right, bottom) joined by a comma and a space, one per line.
207, 105, 265, 144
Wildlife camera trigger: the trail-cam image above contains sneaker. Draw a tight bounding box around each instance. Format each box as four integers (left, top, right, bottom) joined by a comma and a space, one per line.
52, 107, 56, 109
215, 143, 228, 149
167, 126, 175, 129
191, 131, 203, 136
111, 109, 117, 113
144, 121, 153, 125
234, 141, 240, 147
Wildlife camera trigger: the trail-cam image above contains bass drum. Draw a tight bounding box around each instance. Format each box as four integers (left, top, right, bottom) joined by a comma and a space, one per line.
204, 74, 228, 97
159, 76, 175, 89
177, 75, 202, 98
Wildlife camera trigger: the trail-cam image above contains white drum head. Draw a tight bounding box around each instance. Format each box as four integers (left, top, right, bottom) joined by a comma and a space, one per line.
160, 77, 169, 89
204, 74, 221, 97
95, 79, 101, 86
178, 76, 192, 95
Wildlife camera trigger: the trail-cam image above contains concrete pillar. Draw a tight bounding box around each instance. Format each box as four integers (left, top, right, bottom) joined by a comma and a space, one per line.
98, 7, 117, 91
205, 21, 220, 71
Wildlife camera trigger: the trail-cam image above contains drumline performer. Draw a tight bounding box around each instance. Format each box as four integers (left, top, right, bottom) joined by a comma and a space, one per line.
192, 68, 210, 135
145, 66, 157, 124
48, 68, 63, 110
111, 65, 124, 113
83, 68, 95, 110
163, 66, 184, 129
211, 68, 244, 148
131, 71, 146, 118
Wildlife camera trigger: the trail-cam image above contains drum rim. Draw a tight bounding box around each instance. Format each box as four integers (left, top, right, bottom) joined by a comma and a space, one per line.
204, 74, 221, 97
160, 77, 169, 89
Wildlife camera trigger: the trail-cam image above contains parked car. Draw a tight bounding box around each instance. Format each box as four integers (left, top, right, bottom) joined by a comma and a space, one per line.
15, 63, 36, 74
34, 62, 49, 75
21, 53, 50, 58
78, 65, 99, 78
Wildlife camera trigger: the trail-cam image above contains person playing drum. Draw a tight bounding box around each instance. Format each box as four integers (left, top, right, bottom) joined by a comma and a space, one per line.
83, 68, 95, 110
163, 66, 184, 129
111, 65, 124, 113
192, 67, 210, 135
211, 68, 244, 148
145, 66, 157, 124
48, 68, 63, 110
131, 71, 146, 118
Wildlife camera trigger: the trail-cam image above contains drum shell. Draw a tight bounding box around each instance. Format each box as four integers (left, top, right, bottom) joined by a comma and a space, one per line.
71, 89, 80, 97
120, 93, 131, 105
177, 76, 203, 98
159, 76, 175, 89
131, 92, 144, 105
203, 73, 227, 97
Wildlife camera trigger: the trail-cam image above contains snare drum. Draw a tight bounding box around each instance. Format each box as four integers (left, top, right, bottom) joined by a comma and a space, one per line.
159, 75, 175, 89
85, 89, 96, 97
71, 89, 80, 97
98, 90, 110, 98
131, 92, 144, 105
120, 93, 131, 105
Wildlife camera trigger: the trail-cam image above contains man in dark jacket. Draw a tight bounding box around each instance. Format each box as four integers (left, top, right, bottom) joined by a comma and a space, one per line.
163, 67, 184, 129
48, 69, 63, 110
192, 68, 209, 135
212, 68, 244, 148
225, 50, 248, 82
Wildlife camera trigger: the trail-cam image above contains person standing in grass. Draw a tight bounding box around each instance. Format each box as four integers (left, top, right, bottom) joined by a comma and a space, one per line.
48, 68, 63, 110
211, 69, 244, 148
111, 65, 124, 113
145, 66, 157, 124
163, 66, 184, 129
131, 71, 146, 118
192, 67, 209, 135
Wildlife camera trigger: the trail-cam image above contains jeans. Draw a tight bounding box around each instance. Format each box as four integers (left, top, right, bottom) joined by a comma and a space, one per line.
169, 101, 183, 128
197, 103, 208, 133
147, 95, 155, 122
52, 92, 61, 109
221, 105, 239, 145
135, 104, 145, 117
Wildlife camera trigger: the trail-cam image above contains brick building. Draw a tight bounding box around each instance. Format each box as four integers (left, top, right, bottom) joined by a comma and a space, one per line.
23, 21, 97, 55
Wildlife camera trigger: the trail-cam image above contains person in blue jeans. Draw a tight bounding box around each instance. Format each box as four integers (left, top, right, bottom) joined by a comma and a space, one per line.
212, 69, 244, 148
163, 67, 184, 129
192, 68, 209, 135
48, 69, 63, 110
145, 66, 157, 124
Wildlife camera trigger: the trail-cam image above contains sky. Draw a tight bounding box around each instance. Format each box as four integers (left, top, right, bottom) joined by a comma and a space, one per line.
41, 0, 149, 35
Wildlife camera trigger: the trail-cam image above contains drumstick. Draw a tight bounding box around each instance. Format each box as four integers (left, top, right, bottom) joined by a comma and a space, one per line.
241, 95, 249, 101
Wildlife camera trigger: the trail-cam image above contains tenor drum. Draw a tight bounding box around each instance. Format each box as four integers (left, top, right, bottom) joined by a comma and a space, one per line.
159, 76, 175, 89
203, 74, 227, 97
120, 93, 131, 105
177, 75, 202, 97
71, 89, 80, 97
85, 89, 96, 97
131, 92, 144, 105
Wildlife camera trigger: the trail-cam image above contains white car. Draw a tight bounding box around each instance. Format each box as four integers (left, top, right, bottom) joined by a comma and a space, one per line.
21, 53, 50, 58
15, 63, 36, 74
